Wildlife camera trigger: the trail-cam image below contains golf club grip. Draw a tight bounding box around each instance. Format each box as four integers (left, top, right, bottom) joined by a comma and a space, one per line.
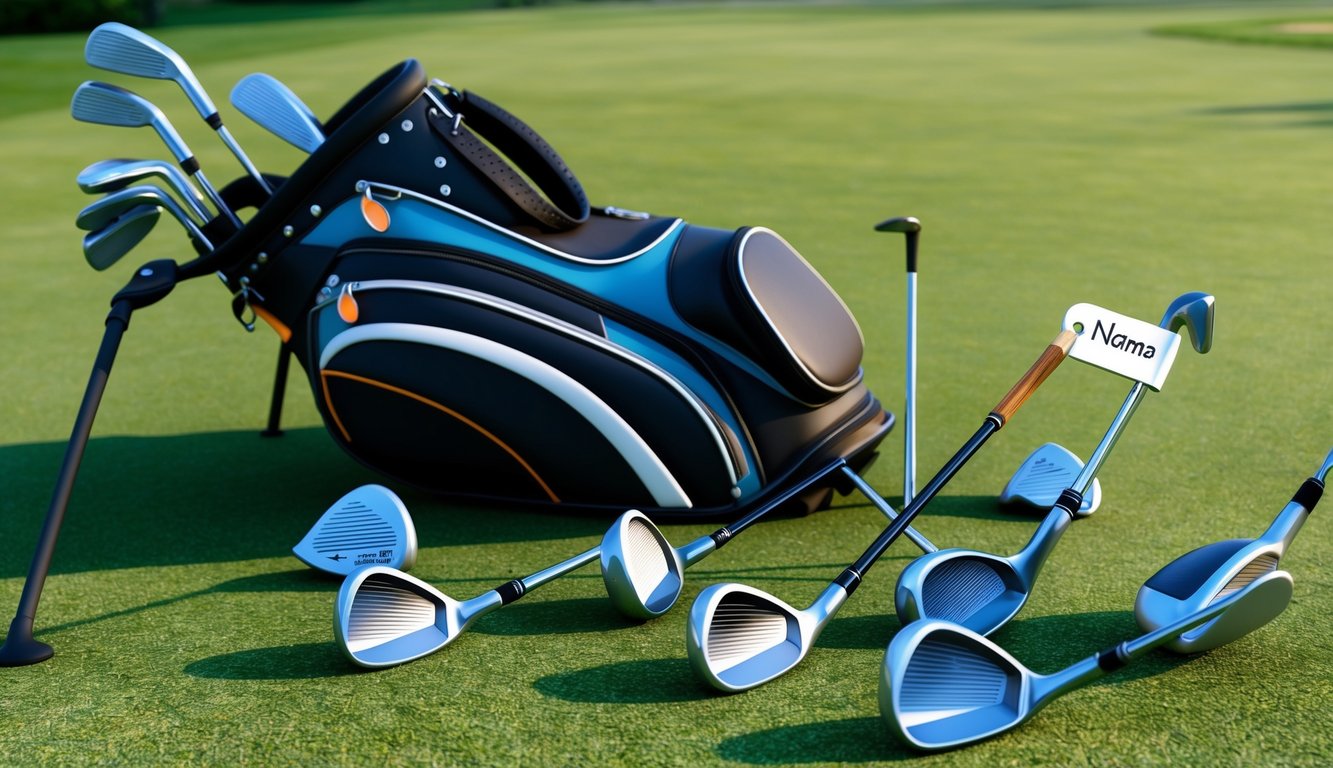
990, 329, 1076, 425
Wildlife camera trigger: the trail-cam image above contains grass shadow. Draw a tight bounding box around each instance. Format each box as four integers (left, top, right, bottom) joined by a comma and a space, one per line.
533, 657, 712, 704
717, 717, 911, 764
471, 596, 632, 637
184, 642, 361, 680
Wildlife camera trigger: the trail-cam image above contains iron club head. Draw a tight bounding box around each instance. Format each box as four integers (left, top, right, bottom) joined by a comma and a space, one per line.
230, 73, 326, 153
77, 157, 212, 223
293, 485, 417, 577
82, 204, 159, 270
1135, 447, 1329, 652
599, 510, 686, 619
882, 569, 1293, 751
76, 185, 212, 251
999, 443, 1102, 515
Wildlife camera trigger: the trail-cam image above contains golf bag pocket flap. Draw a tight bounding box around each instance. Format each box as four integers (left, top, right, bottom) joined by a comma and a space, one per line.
310, 281, 745, 511
670, 226, 864, 403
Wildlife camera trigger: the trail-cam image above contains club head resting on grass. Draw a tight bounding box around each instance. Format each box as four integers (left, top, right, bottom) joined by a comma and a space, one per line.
1135, 446, 1330, 653
293, 484, 417, 577
881, 569, 1293, 752
82, 204, 160, 270
999, 443, 1101, 515
892, 292, 1216, 638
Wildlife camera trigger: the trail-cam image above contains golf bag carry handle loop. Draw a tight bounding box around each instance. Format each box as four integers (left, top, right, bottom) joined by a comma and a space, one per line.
431, 88, 590, 232
990, 330, 1076, 424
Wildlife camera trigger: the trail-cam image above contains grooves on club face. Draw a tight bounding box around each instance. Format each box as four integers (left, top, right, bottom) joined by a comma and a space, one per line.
230, 73, 325, 153
293, 484, 417, 577
999, 443, 1101, 515
1134, 446, 1329, 652
336, 566, 476, 668
881, 570, 1293, 752
600, 510, 684, 619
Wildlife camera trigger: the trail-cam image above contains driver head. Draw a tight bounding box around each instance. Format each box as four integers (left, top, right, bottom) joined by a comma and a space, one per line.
895, 550, 1031, 636
1159, 291, 1214, 354
599, 510, 684, 619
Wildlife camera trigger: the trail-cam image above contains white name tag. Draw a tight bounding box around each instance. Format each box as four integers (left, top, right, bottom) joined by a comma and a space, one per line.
1063, 303, 1181, 391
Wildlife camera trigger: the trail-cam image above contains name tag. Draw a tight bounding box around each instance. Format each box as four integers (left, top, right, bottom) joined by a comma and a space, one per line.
1063, 303, 1181, 391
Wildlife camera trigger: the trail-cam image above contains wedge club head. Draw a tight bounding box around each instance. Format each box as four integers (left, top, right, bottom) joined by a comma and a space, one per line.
1000, 443, 1101, 515
882, 570, 1293, 751
600, 510, 685, 619
231, 73, 325, 153
1135, 447, 1329, 652
82, 204, 159, 270
293, 485, 417, 577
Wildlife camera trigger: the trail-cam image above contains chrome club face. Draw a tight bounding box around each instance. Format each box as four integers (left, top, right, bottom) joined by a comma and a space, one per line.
1135, 447, 1330, 652
76, 185, 213, 251
82, 205, 160, 270
77, 158, 213, 223
230, 73, 326, 153
293, 484, 418, 577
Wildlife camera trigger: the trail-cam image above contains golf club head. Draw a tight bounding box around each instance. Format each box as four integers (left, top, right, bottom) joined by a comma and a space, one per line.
335, 566, 460, 668
599, 510, 684, 619
85, 22, 216, 117
1134, 537, 1287, 653
687, 582, 842, 692
77, 158, 212, 222
895, 549, 1031, 635
231, 73, 325, 153
880, 617, 1030, 751
999, 443, 1102, 516
875, 216, 921, 235
76, 185, 181, 231
82, 204, 159, 270
293, 484, 417, 576
72, 81, 192, 167
1159, 291, 1214, 354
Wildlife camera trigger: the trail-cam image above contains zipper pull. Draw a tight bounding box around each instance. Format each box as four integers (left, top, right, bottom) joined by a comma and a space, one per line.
337, 282, 360, 324
360, 186, 390, 232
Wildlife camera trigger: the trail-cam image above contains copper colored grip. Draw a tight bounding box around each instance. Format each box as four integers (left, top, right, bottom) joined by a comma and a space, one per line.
990, 329, 1077, 425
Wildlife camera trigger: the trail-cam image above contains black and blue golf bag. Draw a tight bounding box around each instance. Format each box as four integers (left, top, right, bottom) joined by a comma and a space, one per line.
207, 59, 893, 519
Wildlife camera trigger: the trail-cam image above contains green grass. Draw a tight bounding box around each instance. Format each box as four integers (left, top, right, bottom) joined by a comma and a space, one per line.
1156, 13, 1333, 50
2, 2, 1332, 765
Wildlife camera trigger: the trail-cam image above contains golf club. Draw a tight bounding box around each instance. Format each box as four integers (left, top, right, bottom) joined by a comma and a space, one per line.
71, 80, 241, 228
76, 186, 214, 251
82, 204, 160, 270
999, 442, 1101, 514
687, 327, 1076, 692
337, 459, 940, 667
881, 569, 1293, 751
1135, 446, 1331, 653
230, 73, 325, 153
84, 22, 272, 196
894, 292, 1214, 637
77, 157, 213, 223
875, 216, 920, 506
293, 485, 418, 577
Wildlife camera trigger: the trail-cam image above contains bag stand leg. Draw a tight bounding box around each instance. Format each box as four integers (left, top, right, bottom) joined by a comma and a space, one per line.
261, 343, 290, 437
0, 261, 177, 667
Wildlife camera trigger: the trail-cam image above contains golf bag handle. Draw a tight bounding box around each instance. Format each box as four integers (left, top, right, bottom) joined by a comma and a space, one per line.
432, 88, 590, 232
990, 329, 1076, 424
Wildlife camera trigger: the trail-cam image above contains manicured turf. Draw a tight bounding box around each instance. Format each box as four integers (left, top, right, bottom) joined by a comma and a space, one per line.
2, 2, 1331, 765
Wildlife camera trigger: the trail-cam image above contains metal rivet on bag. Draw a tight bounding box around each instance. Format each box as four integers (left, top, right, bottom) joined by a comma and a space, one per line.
401, 120, 413, 132
240, 276, 251, 286
439, 185, 452, 197
378, 133, 390, 144
257, 252, 269, 265
434, 156, 447, 169
283, 225, 294, 237
249, 263, 259, 273
310, 205, 322, 218
140, 267, 154, 277
326, 275, 340, 288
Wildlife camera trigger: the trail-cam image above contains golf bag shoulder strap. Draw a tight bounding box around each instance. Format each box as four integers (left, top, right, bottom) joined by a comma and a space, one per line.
430, 90, 589, 233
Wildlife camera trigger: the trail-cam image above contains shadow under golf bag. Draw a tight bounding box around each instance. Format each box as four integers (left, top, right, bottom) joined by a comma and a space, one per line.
211, 59, 892, 518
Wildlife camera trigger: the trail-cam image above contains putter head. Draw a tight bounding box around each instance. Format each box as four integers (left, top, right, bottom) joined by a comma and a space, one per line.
335, 566, 457, 668
1134, 537, 1285, 653
895, 549, 1030, 636
599, 510, 684, 619
686, 582, 834, 692
999, 443, 1102, 516
1159, 291, 1214, 354
231, 73, 325, 153
293, 484, 417, 576
83, 204, 159, 270
875, 216, 921, 235
880, 618, 1030, 751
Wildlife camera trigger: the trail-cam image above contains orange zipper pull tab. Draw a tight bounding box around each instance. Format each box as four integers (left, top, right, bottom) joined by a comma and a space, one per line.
360, 186, 390, 232
337, 282, 360, 324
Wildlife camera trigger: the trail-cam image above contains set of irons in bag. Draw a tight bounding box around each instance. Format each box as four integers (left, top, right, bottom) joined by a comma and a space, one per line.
1, 22, 1323, 752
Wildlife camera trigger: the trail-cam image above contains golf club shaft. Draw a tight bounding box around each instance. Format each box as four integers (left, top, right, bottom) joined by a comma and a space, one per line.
215, 124, 272, 195
905, 268, 918, 506
836, 330, 1077, 592
494, 546, 602, 605
1261, 473, 1324, 552
189, 167, 240, 229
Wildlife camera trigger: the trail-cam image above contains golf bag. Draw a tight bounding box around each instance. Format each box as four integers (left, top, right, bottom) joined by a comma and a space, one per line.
206, 59, 893, 518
